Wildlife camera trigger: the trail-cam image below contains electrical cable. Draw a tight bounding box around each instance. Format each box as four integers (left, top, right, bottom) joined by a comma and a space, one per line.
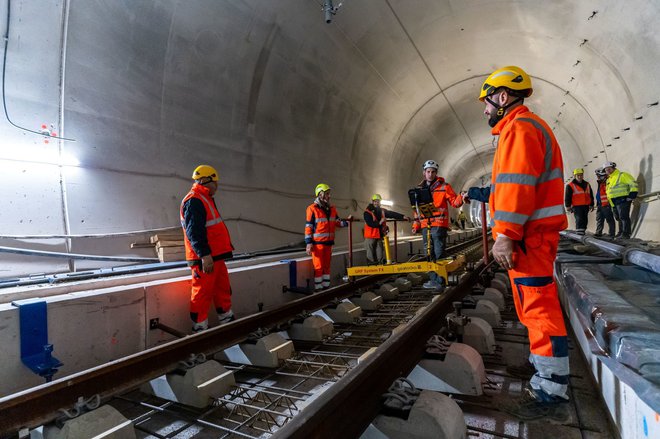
2, 0, 75, 141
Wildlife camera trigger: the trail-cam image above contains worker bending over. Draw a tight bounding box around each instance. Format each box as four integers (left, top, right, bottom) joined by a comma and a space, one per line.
411, 160, 463, 290
564, 168, 594, 235
305, 184, 352, 291
363, 194, 409, 264
181, 165, 235, 333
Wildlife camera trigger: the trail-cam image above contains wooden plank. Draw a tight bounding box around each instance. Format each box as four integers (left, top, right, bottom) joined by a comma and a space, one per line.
150, 232, 184, 244
155, 240, 185, 248
157, 246, 186, 263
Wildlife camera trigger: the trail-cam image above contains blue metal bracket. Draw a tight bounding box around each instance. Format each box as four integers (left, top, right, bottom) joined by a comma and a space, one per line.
12, 298, 63, 382
280, 259, 312, 295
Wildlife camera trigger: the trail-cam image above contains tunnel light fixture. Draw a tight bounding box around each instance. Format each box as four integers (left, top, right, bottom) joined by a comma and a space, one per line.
380, 200, 394, 207
0, 149, 79, 167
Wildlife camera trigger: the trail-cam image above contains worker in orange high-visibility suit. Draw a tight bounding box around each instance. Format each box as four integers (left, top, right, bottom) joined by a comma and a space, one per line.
305, 184, 352, 291
181, 165, 235, 333
411, 160, 463, 290
564, 168, 594, 235
465, 66, 570, 421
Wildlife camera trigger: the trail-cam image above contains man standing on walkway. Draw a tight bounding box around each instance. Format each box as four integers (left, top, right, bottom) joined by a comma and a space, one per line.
363, 194, 409, 264
564, 168, 594, 235
603, 161, 638, 239
594, 168, 616, 238
305, 184, 352, 291
181, 165, 235, 333
469, 66, 570, 420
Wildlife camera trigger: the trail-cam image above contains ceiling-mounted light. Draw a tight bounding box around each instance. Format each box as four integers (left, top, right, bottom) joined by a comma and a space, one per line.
380, 200, 394, 207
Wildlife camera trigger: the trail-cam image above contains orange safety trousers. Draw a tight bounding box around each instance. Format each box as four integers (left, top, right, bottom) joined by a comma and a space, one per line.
311, 244, 333, 290
190, 260, 231, 323
508, 231, 570, 399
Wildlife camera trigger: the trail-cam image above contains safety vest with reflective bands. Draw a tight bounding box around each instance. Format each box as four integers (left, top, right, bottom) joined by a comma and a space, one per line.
489, 105, 568, 241
606, 169, 639, 206
568, 181, 592, 206
364, 208, 383, 239
305, 201, 345, 245
180, 183, 233, 262
412, 177, 462, 230
597, 181, 609, 207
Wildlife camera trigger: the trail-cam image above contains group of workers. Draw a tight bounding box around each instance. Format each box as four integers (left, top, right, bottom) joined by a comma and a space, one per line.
564, 164, 638, 238
178, 64, 640, 422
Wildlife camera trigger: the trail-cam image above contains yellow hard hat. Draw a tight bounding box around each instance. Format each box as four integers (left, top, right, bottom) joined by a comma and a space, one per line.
479, 66, 533, 101
315, 183, 331, 197
192, 165, 218, 182
372, 193, 382, 201
573, 168, 584, 175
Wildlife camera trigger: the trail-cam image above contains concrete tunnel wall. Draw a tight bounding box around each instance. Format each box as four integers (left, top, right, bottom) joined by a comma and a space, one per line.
0, 0, 659, 278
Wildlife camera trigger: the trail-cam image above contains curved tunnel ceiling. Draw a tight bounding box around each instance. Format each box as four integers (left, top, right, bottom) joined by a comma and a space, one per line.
0, 0, 658, 276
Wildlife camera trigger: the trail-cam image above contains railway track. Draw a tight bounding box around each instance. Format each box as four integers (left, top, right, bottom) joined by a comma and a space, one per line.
0, 237, 487, 438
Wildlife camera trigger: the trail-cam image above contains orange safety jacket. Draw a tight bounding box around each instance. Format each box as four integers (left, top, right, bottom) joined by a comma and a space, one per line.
180, 183, 233, 263
412, 177, 463, 231
489, 105, 568, 241
597, 181, 609, 207
364, 209, 383, 239
567, 181, 593, 207
305, 201, 346, 246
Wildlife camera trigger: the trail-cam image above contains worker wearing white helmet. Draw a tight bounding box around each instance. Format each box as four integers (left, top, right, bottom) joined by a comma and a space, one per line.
411, 160, 463, 290
602, 161, 638, 239
594, 168, 616, 237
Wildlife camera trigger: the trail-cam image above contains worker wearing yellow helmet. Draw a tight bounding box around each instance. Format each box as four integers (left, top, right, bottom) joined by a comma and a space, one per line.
363, 194, 410, 264
180, 165, 235, 332
467, 65, 570, 419
602, 161, 638, 239
305, 184, 352, 291
565, 168, 594, 235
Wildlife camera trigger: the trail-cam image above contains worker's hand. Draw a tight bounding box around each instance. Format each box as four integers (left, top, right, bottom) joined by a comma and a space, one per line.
404, 216, 411, 222
461, 191, 471, 204
306, 244, 313, 255
566, 207, 573, 213
347, 215, 354, 221
492, 235, 515, 270
201, 255, 214, 274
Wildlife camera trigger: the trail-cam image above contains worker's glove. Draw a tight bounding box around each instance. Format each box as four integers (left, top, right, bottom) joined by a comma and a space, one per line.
306, 244, 313, 256
566, 207, 573, 213
201, 255, 214, 274
589, 206, 595, 212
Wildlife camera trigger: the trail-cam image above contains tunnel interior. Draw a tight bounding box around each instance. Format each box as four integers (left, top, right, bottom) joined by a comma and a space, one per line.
0, 0, 658, 278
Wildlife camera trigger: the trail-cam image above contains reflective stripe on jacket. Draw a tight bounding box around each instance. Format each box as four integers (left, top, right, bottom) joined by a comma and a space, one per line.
180, 183, 233, 262
412, 177, 463, 229
489, 105, 568, 240
567, 181, 593, 206
305, 201, 344, 245
606, 169, 638, 205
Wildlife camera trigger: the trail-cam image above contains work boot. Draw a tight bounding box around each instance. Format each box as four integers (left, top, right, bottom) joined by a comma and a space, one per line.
500, 385, 570, 422
192, 319, 209, 333
422, 280, 440, 290
506, 361, 536, 379
594, 232, 602, 237
218, 309, 235, 324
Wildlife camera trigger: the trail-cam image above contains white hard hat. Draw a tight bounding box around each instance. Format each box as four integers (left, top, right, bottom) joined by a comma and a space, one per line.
602, 161, 616, 169
423, 160, 439, 171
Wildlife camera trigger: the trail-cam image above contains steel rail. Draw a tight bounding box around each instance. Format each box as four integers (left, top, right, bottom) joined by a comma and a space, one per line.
272, 259, 485, 439
560, 230, 660, 275
0, 236, 483, 436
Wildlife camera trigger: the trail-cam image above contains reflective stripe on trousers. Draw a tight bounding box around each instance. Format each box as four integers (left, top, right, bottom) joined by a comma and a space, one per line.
507, 232, 569, 399
311, 244, 333, 289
